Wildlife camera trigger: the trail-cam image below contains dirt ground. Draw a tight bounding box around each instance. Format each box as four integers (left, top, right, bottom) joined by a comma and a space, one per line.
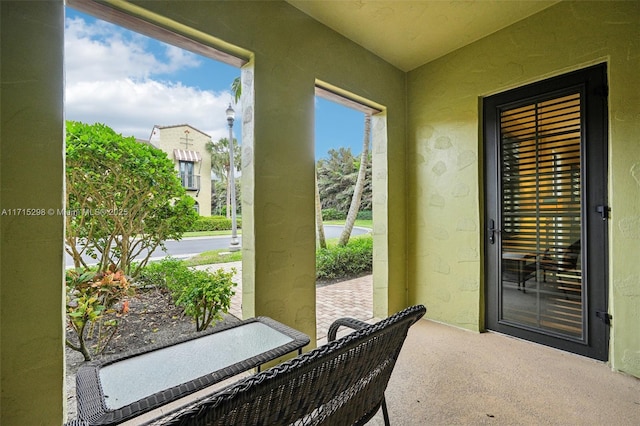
65, 286, 239, 421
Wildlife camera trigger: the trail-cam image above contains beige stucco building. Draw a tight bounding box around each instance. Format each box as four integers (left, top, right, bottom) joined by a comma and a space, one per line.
149, 124, 213, 216
1, 1, 639, 423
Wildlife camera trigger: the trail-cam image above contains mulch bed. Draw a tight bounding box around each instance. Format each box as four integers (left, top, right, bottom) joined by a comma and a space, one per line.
65, 286, 239, 420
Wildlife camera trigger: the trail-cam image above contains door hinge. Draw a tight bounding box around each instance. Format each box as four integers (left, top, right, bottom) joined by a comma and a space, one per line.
596, 311, 612, 325
488, 219, 496, 245
596, 205, 609, 221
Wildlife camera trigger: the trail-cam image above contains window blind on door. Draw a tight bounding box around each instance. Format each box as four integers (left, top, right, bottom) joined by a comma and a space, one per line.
500, 92, 583, 339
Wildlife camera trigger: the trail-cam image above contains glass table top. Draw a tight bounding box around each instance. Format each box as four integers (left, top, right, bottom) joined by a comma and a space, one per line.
99, 321, 294, 409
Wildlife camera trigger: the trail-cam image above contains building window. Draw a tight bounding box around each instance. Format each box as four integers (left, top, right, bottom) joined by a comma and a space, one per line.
179, 161, 200, 190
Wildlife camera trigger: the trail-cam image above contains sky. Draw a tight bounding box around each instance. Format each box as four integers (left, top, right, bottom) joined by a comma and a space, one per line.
64, 7, 365, 160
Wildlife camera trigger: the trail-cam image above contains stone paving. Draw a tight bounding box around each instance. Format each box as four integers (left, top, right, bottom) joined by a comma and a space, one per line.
197, 261, 374, 341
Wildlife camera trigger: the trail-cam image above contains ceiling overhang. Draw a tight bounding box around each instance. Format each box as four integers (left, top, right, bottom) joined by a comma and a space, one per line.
287, 0, 559, 72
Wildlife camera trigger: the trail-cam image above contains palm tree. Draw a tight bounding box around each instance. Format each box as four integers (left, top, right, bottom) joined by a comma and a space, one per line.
316, 147, 358, 213
338, 114, 371, 246
206, 137, 240, 218
315, 167, 327, 249
231, 77, 241, 103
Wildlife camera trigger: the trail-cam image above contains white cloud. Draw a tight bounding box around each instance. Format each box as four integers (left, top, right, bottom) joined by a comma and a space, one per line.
64, 16, 236, 142
66, 79, 233, 140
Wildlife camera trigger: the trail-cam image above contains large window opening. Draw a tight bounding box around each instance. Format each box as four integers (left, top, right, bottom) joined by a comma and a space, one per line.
64, 0, 247, 419
314, 85, 378, 342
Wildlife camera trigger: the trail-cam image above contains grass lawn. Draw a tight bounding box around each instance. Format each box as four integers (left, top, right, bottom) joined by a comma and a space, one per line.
323, 219, 372, 229
183, 230, 242, 238
183, 249, 243, 266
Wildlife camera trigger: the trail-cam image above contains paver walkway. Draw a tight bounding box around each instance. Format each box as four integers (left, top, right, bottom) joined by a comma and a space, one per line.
197, 262, 373, 341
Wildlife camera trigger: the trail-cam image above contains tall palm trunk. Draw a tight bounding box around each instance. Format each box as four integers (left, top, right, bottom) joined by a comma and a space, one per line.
315, 167, 327, 249
338, 114, 371, 246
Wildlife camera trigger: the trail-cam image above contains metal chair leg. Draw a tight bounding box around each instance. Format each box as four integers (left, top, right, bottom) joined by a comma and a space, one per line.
381, 397, 390, 426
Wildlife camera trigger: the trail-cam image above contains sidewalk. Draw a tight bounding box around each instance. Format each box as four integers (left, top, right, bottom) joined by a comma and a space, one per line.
196, 261, 373, 341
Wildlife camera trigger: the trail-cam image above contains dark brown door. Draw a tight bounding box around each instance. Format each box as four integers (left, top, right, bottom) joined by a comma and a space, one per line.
484, 64, 609, 360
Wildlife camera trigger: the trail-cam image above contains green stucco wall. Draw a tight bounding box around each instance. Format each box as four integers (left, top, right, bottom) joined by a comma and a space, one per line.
0, 2, 66, 423
122, 0, 409, 339
2, 1, 638, 423
0, 1, 408, 421
407, 1, 640, 376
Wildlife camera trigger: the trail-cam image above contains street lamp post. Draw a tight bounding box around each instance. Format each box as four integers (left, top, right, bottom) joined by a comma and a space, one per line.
226, 104, 240, 251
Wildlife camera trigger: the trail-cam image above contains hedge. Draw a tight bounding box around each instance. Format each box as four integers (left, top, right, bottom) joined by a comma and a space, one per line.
321, 208, 346, 221
188, 215, 242, 232
316, 235, 373, 281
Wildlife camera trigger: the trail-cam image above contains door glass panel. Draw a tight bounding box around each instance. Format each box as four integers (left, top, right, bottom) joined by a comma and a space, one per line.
500, 92, 583, 340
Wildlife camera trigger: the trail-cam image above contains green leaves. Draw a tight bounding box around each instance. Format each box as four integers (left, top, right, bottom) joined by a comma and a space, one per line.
65, 267, 134, 361
206, 137, 241, 217
174, 268, 235, 331
187, 216, 242, 232
316, 147, 372, 215
65, 120, 197, 276
316, 235, 373, 281
138, 259, 236, 332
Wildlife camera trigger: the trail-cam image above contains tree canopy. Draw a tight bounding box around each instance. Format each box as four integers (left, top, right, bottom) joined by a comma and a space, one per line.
206, 137, 241, 217
316, 147, 372, 215
65, 121, 198, 276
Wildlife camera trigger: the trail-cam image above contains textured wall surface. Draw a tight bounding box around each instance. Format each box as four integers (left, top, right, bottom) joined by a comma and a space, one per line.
1, 1, 407, 422
1, 2, 66, 423
407, 1, 640, 376
2, 3, 638, 423
136, 0, 408, 342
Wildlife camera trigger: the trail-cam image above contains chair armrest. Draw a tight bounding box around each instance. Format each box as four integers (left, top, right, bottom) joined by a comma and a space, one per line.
328, 317, 370, 341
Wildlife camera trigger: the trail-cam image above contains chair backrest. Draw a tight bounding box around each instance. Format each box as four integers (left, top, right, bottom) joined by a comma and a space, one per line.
557, 240, 581, 270
541, 239, 581, 271
147, 305, 426, 426
560, 239, 581, 270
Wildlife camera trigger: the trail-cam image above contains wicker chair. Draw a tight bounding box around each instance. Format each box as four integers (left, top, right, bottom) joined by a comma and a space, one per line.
140, 304, 426, 426
538, 239, 581, 282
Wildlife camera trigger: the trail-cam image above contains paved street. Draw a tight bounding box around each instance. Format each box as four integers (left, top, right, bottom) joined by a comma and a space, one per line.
65, 225, 370, 266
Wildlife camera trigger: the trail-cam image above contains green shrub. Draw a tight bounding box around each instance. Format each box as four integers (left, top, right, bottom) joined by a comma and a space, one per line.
316, 235, 373, 281
136, 257, 185, 289
173, 268, 236, 331
356, 210, 372, 220
321, 208, 346, 221
138, 258, 236, 331
188, 215, 242, 232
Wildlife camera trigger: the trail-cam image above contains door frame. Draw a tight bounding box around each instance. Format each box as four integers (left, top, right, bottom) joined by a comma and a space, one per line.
483, 63, 610, 361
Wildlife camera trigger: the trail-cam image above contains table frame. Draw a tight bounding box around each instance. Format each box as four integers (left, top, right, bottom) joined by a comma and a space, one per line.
75, 316, 310, 425
502, 251, 536, 291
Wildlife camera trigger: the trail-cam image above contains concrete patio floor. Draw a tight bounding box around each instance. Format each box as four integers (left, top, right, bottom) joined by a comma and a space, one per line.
368, 319, 640, 425
189, 262, 640, 425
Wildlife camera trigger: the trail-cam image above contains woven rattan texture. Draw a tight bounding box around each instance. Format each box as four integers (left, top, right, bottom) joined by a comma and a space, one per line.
146, 305, 426, 426
74, 317, 309, 425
